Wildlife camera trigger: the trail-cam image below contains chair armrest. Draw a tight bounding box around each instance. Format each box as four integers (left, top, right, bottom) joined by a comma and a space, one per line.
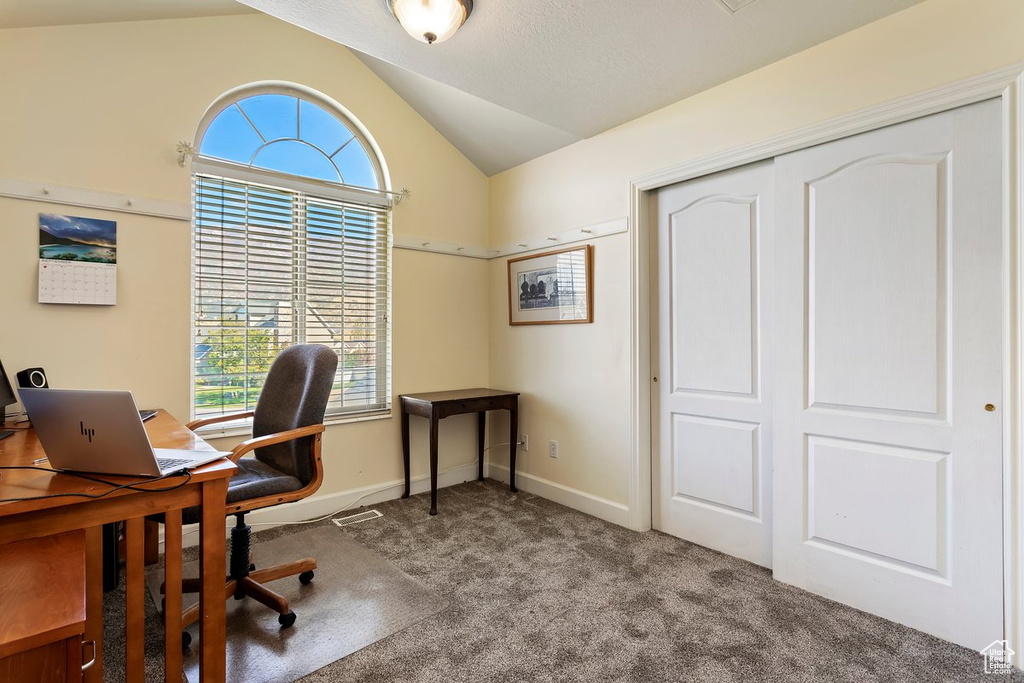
227, 424, 326, 464
186, 411, 256, 431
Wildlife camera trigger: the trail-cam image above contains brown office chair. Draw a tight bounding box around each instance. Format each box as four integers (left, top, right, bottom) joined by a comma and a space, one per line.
165, 344, 338, 644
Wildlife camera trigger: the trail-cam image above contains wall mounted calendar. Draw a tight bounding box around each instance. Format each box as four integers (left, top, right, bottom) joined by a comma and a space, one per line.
37, 213, 117, 305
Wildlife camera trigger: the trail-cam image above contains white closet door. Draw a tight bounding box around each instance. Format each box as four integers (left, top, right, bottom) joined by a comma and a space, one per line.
773, 99, 1003, 650
653, 160, 774, 567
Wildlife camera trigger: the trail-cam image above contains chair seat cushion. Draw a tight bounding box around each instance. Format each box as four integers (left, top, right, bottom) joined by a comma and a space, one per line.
179, 458, 302, 525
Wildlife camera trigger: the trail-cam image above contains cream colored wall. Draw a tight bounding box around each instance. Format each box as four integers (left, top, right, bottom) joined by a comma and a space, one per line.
6, 0, 1021, 522
487, 0, 1024, 509
0, 15, 490, 503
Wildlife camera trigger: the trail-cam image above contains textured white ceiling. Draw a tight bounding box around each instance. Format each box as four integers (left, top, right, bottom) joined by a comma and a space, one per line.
0, 0, 253, 29
240, 0, 918, 138
354, 52, 582, 177
3, 0, 921, 175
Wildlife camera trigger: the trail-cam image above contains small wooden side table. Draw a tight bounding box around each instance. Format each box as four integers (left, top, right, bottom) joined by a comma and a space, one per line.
400, 388, 520, 515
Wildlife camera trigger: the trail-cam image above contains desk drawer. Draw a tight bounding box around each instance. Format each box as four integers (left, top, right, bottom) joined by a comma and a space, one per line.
0, 531, 87, 682
0, 635, 88, 683
437, 398, 514, 417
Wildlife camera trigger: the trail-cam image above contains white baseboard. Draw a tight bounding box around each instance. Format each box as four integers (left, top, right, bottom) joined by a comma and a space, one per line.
168, 461, 481, 550
486, 463, 631, 528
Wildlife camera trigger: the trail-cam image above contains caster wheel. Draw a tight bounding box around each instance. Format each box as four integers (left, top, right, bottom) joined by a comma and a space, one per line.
182, 631, 192, 649
279, 611, 296, 628
299, 570, 315, 585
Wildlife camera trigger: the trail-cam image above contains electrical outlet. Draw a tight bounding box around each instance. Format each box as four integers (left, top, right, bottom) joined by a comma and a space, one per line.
548, 440, 558, 458
521, 434, 529, 451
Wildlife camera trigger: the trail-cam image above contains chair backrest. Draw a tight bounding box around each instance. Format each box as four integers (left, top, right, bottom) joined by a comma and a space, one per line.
252, 344, 338, 484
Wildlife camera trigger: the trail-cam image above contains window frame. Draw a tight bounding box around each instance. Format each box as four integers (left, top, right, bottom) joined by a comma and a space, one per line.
194, 83, 388, 193
190, 84, 393, 436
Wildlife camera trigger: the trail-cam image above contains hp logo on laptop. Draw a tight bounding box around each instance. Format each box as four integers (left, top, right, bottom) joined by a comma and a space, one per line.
80, 421, 96, 443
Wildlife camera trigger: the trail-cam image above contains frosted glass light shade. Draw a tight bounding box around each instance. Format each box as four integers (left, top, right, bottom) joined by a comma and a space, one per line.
389, 0, 472, 45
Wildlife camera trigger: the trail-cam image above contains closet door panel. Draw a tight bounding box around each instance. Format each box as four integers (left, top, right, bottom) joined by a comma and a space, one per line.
773, 99, 1003, 650
653, 159, 774, 568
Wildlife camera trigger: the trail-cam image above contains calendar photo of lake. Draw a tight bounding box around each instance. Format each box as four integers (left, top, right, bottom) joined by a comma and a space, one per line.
39, 213, 117, 264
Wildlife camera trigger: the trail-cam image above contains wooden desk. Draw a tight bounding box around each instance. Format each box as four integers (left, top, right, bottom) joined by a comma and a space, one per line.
400, 388, 519, 515
0, 411, 235, 683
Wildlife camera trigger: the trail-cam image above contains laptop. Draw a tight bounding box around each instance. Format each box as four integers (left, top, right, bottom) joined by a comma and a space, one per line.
19, 388, 229, 477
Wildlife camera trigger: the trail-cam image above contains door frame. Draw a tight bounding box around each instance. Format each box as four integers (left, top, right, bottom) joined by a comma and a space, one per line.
628, 62, 1024, 660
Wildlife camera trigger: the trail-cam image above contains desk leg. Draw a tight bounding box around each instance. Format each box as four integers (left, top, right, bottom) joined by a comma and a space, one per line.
429, 410, 439, 515
199, 478, 228, 682
84, 525, 104, 683
144, 518, 160, 566
477, 411, 486, 482
401, 409, 411, 499
509, 404, 519, 493
125, 516, 145, 683
164, 509, 183, 683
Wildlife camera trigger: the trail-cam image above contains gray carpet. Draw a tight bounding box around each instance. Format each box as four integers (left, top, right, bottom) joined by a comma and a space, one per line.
141, 526, 446, 683
104, 479, 1022, 681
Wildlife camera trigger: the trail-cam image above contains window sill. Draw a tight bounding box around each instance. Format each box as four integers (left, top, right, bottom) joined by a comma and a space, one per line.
193, 410, 392, 441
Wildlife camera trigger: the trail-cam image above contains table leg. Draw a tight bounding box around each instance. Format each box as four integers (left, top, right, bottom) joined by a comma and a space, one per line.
401, 408, 411, 499
84, 525, 104, 683
125, 517, 145, 683
164, 509, 183, 683
509, 403, 519, 493
429, 410, 439, 515
199, 478, 228, 682
477, 411, 486, 482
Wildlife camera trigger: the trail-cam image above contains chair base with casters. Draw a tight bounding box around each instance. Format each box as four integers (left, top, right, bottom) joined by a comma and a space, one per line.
222, 512, 316, 628
165, 512, 318, 647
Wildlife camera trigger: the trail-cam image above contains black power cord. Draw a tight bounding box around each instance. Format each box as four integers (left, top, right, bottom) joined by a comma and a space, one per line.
0, 466, 192, 503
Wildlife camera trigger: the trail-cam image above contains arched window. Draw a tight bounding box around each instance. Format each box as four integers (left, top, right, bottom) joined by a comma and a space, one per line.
197, 90, 383, 189
191, 84, 391, 425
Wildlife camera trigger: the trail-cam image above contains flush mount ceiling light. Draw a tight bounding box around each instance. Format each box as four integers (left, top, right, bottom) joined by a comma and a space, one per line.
387, 0, 473, 45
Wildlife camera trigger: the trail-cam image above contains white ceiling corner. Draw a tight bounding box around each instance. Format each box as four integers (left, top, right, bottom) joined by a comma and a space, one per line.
353, 52, 581, 176
716, 0, 762, 13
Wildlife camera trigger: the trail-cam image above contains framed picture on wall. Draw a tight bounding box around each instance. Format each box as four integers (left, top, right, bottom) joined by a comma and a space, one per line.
507, 245, 593, 325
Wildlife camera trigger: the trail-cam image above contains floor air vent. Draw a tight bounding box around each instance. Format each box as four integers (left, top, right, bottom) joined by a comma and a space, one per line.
332, 509, 383, 528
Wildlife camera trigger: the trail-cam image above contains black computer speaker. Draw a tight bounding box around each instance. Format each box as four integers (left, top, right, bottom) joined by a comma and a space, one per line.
16, 367, 49, 389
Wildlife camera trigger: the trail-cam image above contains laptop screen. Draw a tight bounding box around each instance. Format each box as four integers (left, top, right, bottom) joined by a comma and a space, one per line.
0, 360, 16, 415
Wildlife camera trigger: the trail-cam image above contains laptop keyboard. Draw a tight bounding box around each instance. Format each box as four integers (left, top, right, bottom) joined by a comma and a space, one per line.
156, 457, 193, 470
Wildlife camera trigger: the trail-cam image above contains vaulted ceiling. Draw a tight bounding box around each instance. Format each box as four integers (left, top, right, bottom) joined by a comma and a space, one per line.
239, 0, 920, 174
3, 0, 921, 175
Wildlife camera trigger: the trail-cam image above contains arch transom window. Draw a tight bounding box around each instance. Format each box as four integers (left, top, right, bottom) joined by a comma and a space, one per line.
191, 85, 391, 427
199, 92, 381, 189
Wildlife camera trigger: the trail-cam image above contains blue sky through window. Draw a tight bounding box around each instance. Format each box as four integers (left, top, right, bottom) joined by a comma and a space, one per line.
333, 140, 378, 189
199, 93, 379, 189
238, 95, 297, 142
200, 106, 262, 163
254, 141, 339, 182
300, 100, 352, 155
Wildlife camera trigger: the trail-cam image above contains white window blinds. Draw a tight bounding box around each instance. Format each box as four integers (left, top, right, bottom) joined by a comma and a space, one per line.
192, 173, 391, 422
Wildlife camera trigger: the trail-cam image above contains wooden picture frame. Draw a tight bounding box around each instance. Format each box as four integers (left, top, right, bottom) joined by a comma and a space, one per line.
507, 245, 593, 325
